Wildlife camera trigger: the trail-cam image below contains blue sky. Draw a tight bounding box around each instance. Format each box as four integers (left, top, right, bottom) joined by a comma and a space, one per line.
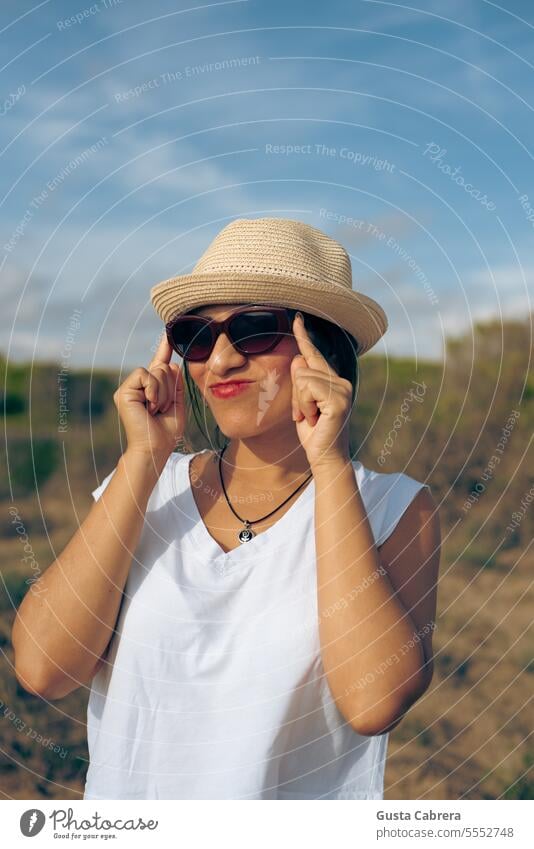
1, 0, 533, 367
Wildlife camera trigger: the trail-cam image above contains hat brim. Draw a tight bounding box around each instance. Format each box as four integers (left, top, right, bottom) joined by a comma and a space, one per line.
150, 271, 388, 356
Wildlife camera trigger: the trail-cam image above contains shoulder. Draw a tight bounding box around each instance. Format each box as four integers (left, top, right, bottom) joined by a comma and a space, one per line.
352, 460, 437, 549
90, 450, 197, 505
369, 466, 441, 686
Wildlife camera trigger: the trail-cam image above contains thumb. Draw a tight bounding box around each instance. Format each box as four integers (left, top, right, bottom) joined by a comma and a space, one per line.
290, 355, 307, 421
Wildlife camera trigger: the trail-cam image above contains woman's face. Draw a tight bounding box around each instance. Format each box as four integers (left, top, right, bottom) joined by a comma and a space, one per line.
186, 304, 301, 440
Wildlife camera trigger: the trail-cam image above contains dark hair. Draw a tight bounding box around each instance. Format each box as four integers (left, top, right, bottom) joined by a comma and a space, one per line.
177, 306, 360, 458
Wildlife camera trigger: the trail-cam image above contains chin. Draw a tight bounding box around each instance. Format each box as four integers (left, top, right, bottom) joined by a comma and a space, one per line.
211, 406, 276, 438
216, 411, 295, 442
215, 421, 267, 440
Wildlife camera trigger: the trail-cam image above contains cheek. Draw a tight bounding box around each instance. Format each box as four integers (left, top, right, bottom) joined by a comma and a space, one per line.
187, 364, 208, 395
259, 351, 295, 400
272, 336, 299, 366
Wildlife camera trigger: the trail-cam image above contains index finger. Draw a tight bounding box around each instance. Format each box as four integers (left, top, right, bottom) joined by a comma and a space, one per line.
148, 328, 173, 369
293, 314, 335, 376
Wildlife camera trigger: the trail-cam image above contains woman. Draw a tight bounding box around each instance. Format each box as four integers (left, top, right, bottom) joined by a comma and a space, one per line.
13, 217, 441, 800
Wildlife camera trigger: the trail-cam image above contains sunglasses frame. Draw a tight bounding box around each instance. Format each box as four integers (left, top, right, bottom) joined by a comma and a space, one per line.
165, 304, 295, 362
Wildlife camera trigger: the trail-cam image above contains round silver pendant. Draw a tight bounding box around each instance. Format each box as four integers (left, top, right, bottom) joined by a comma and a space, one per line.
238, 526, 255, 543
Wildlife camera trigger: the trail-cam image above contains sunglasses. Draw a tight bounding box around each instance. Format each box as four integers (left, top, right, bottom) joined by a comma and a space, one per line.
166, 305, 296, 362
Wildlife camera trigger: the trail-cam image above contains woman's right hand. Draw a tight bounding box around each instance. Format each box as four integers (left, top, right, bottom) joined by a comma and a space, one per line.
113, 332, 186, 461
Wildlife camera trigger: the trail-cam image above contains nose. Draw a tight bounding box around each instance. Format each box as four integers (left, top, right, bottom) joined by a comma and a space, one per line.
205, 329, 247, 375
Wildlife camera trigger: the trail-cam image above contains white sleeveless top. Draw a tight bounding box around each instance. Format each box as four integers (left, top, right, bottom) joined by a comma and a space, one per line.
83, 450, 429, 800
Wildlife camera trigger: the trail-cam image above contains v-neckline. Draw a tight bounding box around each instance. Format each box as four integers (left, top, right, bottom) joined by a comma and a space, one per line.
182, 450, 316, 564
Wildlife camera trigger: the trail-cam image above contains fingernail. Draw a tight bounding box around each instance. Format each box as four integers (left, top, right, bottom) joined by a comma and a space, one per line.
296, 311, 304, 323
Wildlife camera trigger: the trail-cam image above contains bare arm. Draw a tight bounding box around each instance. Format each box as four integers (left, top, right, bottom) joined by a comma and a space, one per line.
288, 312, 441, 736
12, 333, 185, 701
11, 450, 167, 700
314, 459, 441, 736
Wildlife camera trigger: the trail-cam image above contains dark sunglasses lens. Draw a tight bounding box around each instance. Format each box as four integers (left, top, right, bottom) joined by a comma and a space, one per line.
230, 311, 281, 353
169, 319, 212, 360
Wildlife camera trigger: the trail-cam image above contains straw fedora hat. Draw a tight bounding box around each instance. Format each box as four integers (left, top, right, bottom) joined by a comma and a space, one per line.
150, 217, 388, 356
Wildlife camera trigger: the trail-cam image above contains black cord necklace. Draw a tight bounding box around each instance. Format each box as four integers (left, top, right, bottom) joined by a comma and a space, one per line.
218, 443, 314, 544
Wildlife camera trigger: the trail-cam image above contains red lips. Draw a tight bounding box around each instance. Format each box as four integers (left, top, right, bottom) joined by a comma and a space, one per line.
209, 380, 254, 387
209, 381, 254, 398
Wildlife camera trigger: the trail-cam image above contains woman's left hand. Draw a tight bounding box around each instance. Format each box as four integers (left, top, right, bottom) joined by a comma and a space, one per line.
290, 313, 353, 470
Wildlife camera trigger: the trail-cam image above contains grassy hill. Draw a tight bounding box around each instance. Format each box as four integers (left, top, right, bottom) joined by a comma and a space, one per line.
1, 314, 532, 799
